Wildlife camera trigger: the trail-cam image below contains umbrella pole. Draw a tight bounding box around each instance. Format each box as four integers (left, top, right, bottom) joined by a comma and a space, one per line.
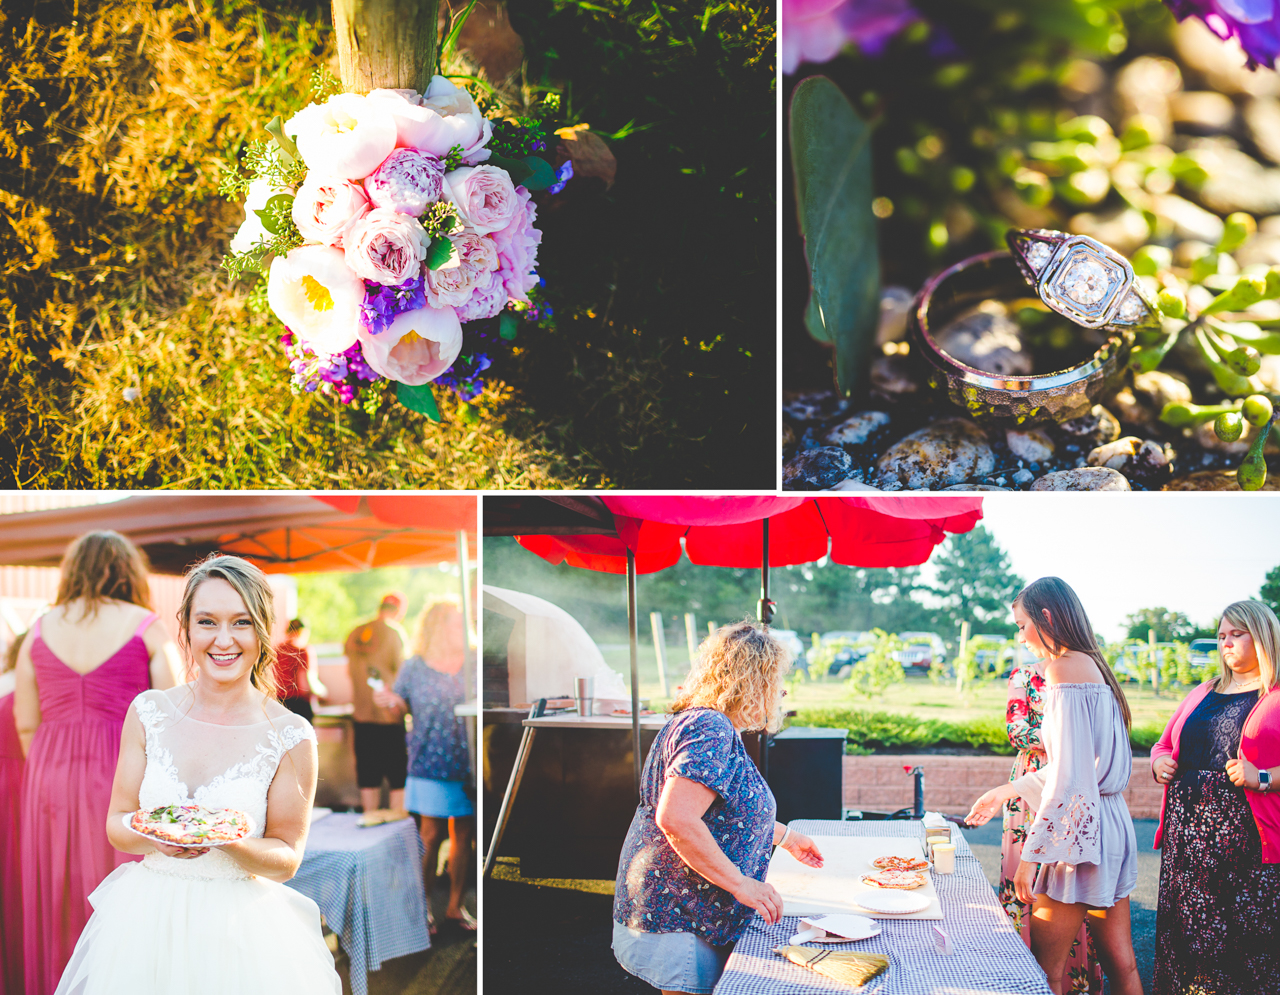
758, 518, 774, 626
628, 549, 641, 797
457, 530, 474, 701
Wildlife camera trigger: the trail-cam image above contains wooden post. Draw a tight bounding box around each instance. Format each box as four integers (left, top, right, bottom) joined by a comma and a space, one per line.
331, 0, 440, 94
707, 621, 717, 638
1149, 629, 1159, 696
650, 611, 669, 698
684, 613, 699, 668
955, 620, 970, 694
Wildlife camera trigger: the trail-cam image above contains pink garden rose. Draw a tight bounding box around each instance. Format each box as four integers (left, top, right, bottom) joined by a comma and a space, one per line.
291, 173, 370, 247
267, 245, 365, 354
344, 207, 429, 284
491, 186, 542, 303
442, 165, 519, 236
455, 275, 507, 322
365, 148, 445, 215
368, 78, 492, 162
424, 231, 500, 309
357, 304, 462, 385
286, 93, 398, 180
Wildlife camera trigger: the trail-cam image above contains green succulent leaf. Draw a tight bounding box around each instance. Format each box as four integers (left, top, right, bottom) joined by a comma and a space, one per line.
790, 76, 880, 397
396, 382, 441, 422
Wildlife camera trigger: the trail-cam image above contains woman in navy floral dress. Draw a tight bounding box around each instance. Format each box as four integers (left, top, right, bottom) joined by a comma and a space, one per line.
373, 601, 474, 931
612, 622, 824, 995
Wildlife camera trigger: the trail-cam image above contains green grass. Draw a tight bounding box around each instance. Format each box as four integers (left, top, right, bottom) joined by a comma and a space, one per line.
0, 0, 774, 487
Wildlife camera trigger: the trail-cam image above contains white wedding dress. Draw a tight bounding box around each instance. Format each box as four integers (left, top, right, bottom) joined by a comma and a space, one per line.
55, 688, 342, 994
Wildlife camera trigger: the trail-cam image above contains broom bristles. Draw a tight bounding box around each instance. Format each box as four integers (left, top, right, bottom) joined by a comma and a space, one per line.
773, 945, 890, 987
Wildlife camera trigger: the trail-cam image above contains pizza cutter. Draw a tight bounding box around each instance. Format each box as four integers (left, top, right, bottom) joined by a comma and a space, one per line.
789, 915, 881, 944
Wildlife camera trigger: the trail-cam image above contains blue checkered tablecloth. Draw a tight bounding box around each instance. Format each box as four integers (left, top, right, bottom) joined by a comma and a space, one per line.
287, 812, 430, 995
713, 820, 1052, 995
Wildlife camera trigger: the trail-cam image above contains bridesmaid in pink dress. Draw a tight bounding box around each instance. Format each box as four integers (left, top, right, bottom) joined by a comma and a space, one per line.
1, 640, 26, 995
13, 532, 179, 995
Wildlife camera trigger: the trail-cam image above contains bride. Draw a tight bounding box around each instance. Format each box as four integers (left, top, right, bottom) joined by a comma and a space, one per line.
56, 555, 340, 992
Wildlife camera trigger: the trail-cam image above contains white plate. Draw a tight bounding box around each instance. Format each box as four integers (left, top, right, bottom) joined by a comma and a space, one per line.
853, 889, 931, 915
800, 914, 881, 941
123, 809, 254, 849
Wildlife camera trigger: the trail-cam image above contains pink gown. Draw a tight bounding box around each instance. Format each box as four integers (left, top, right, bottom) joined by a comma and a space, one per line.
19, 613, 155, 995
1, 690, 25, 995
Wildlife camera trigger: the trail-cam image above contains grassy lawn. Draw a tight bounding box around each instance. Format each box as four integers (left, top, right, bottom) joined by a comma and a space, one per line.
0, 0, 773, 488
600, 644, 1180, 733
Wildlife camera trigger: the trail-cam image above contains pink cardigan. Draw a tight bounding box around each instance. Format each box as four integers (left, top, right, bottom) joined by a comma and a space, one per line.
1151, 681, 1280, 862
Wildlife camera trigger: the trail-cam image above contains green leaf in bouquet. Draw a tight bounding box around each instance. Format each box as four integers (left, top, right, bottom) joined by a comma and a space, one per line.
790, 75, 879, 398
264, 115, 300, 166
426, 236, 456, 271
518, 156, 559, 192
499, 311, 519, 340
254, 194, 296, 236
485, 152, 534, 186
396, 382, 441, 421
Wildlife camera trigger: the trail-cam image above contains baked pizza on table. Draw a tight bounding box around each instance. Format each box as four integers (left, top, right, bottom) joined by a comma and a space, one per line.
861, 869, 928, 890
129, 804, 252, 847
871, 855, 930, 873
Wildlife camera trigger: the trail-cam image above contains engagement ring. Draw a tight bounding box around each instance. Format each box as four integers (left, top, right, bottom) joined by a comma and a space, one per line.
909, 249, 1134, 424
1006, 229, 1162, 336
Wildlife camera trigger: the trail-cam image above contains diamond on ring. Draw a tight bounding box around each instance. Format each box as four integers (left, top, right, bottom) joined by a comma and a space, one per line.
1006, 229, 1161, 335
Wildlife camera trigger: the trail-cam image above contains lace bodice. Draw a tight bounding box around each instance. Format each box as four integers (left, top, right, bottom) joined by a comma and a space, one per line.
132, 687, 315, 880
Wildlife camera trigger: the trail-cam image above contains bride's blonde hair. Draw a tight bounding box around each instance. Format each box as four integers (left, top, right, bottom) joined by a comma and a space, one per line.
177, 554, 279, 699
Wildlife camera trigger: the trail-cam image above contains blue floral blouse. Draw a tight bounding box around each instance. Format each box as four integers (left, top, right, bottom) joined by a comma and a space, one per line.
612, 707, 777, 946
393, 656, 469, 782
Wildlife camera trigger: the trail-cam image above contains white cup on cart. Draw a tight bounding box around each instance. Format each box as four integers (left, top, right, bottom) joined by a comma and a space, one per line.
575, 677, 593, 717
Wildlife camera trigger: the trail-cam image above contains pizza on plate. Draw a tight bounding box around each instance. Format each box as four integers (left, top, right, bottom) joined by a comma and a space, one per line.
871, 855, 930, 872
861, 869, 927, 890
129, 804, 251, 847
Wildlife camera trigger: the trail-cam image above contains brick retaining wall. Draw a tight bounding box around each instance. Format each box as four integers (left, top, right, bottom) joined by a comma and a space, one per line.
842, 754, 1164, 820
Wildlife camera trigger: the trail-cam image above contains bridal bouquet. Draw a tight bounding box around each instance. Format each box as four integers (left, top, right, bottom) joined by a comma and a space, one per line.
222, 73, 563, 418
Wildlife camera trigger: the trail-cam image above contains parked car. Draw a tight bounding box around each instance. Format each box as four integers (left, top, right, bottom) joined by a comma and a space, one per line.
1189, 638, 1217, 669
895, 631, 946, 669
817, 630, 872, 677
772, 629, 808, 675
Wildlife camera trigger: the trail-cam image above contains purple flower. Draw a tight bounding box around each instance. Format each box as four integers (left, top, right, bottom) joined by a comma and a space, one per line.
1164, 0, 1280, 70
282, 330, 384, 404
782, 0, 920, 74
360, 274, 428, 335
547, 160, 574, 195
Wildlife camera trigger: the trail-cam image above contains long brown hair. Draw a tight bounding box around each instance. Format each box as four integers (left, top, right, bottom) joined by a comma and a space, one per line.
55, 530, 151, 613
177, 555, 278, 699
1218, 600, 1280, 692
671, 621, 792, 733
1013, 576, 1132, 728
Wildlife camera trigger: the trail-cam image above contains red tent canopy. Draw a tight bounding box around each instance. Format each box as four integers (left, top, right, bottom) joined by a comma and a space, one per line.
515, 496, 983, 574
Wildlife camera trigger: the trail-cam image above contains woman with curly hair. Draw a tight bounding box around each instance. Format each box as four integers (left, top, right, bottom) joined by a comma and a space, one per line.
611, 621, 824, 995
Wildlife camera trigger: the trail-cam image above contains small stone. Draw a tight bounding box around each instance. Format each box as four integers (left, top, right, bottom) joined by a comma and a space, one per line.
870, 355, 923, 397
1245, 97, 1280, 165
1006, 427, 1055, 464
1057, 405, 1122, 446
942, 483, 1011, 491
875, 417, 996, 491
1115, 288, 1148, 324
1193, 418, 1262, 454
828, 478, 882, 491
933, 302, 1033, 377
783, 423, 796, 449
1110, 372, 1192, 429
877, 287, 914, 345
783, 448, 854, 491
782, 391, 851, 424
1030, 467, 1131, 491
1170, 91, 1236, 132
822, 411, 891, 449
1087, 437, 1174, 487
1012, 468, 1035, 487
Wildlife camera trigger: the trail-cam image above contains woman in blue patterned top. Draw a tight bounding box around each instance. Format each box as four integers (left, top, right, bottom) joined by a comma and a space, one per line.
612, 621, 824, 994
372, 600, 475, 931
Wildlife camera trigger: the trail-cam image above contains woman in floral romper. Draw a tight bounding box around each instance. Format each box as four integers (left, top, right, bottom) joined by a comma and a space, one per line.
1001, 663, 1102, 994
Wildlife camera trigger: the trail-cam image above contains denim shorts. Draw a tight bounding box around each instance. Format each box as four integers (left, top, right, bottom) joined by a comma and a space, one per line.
612, 921, 735, 994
